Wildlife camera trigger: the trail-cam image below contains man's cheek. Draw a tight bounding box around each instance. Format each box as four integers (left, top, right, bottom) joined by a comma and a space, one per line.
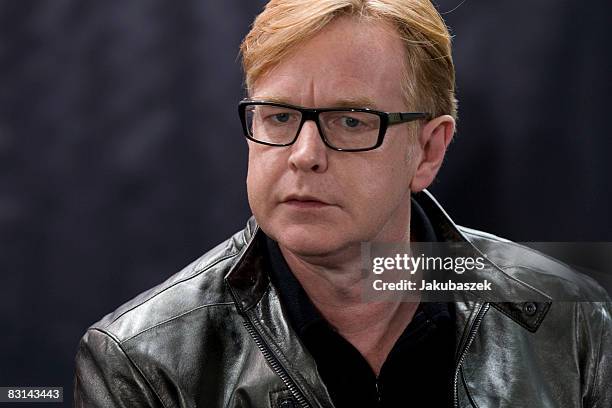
247, 172, 265, 212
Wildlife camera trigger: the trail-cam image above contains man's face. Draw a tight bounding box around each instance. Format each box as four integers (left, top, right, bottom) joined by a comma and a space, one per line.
247, 17, 421, 260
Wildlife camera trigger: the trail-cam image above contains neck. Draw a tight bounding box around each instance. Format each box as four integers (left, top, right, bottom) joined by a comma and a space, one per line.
278, 226, 419, 376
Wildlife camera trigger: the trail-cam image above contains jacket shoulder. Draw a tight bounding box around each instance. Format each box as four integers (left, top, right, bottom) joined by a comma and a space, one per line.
458, 226, 610, 302
89, 225, 253, 342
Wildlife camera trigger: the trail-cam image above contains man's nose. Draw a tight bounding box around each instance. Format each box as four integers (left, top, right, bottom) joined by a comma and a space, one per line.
288, 120, 329, 173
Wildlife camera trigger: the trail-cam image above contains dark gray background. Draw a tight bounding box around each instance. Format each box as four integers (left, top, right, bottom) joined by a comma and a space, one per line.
1, 0, 610, 406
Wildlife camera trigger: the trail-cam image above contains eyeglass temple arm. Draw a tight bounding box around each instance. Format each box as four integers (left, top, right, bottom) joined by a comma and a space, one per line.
388, 112, 430, 125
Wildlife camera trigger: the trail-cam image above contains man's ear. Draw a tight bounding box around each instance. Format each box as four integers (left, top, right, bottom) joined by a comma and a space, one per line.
409, 115, 455, 192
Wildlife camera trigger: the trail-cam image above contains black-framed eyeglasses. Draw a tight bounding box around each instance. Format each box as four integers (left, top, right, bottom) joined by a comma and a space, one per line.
238, 100, 431, 152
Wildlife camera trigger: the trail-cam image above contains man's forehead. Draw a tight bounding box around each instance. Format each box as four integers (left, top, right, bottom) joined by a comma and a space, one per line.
249, 17, 408, 111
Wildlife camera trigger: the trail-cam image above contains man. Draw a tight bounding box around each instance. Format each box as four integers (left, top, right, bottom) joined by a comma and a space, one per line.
74, 1, 612, 407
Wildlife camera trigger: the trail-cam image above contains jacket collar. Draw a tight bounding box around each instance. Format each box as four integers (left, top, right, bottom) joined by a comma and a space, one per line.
413, 190, 552, 331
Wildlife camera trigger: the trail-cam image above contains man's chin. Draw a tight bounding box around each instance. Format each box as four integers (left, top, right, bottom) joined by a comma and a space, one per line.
279, 238, 336, 258
271, 224, 358, 260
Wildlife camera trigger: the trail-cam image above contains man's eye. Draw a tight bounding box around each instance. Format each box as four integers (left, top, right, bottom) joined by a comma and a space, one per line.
341, 116, 362, 128
270, 113, 293, 123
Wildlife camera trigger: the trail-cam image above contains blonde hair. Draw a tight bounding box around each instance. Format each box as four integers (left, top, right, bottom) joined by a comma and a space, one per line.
240, 0, 458, 120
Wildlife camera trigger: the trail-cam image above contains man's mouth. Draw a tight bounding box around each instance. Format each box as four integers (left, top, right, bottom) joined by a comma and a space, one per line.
282, 194, 333, 208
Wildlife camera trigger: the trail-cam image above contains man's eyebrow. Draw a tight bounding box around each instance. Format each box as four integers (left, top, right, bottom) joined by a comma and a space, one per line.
332, 97, 379, 109
252, 95, 290, 104
250, 96, 380, 109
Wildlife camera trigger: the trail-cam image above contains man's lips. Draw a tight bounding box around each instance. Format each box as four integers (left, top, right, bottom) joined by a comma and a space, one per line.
281, 195, 334, 208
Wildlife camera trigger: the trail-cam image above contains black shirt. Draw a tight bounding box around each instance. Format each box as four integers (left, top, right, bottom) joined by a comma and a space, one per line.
265, 199, 456, 407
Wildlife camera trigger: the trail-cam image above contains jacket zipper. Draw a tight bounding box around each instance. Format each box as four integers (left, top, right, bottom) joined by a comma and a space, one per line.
243, 317, 312, 408
244, 302, 490, 408
453, 302, 490, 408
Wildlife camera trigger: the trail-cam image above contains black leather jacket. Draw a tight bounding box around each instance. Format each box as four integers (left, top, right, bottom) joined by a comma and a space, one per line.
74, 191, 612, 407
